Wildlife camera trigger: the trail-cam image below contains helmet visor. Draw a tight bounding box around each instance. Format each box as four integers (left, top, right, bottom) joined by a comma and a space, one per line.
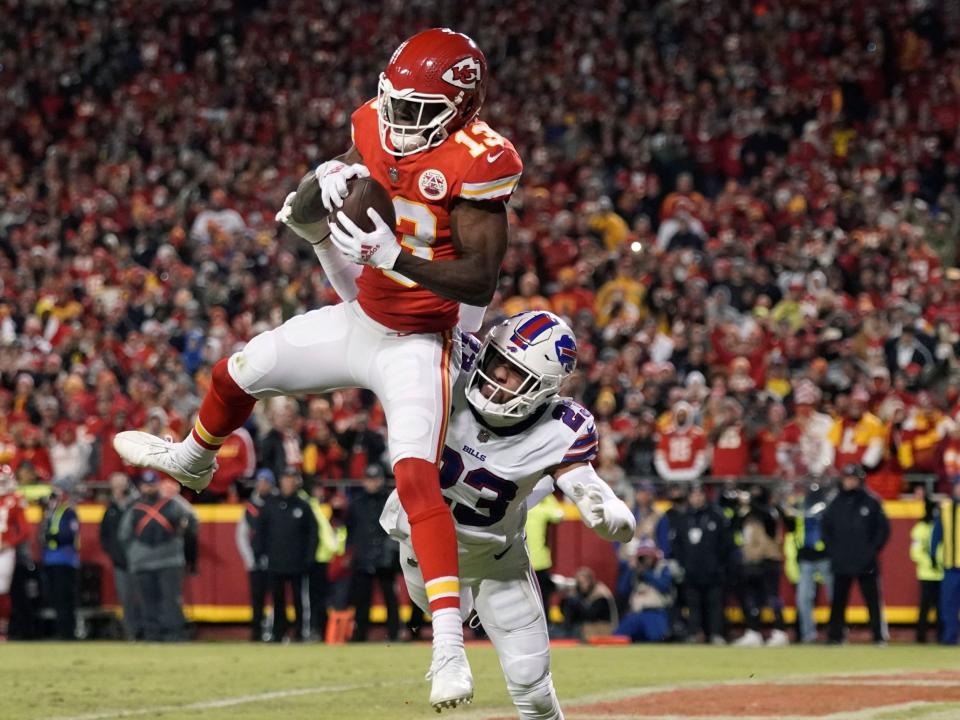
377, 74, 457, 156
467, 344, 554, 421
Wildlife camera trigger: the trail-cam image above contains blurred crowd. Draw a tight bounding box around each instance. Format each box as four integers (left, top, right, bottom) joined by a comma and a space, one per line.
2, 0, 960, 499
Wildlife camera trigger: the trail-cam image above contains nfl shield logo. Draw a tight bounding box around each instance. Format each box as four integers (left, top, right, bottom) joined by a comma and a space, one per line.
477, 429, 490, 443
388, 166, 400, 184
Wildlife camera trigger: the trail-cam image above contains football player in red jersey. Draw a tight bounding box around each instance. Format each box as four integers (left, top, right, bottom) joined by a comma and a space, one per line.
0, 465, 29, 640
115, 29, 522, 709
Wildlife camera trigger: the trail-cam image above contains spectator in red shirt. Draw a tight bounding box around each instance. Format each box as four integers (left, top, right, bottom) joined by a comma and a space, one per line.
655, 402, 708, 482
12, 426, 52, 482
204, 427, 257, 502
756, 404, 800, 478
710, 399, 750, 479
303, 421, 346, 485
92, 407, 135, 482
551, 266, 595, 319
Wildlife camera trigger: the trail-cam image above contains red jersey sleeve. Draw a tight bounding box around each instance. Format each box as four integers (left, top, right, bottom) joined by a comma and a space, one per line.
452, 121, 523, 202
350, 99, 380, 162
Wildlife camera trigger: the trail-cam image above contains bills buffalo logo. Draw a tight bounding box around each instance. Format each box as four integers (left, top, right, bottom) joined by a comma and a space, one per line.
418, 169, 448, 200
554, 334, 578, 371
511, 313, 557, 349
442, 57, 482, 90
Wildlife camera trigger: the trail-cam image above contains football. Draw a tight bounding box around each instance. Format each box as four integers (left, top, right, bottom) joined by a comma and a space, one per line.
339, 176, 396, 233
290, 171, 396, 234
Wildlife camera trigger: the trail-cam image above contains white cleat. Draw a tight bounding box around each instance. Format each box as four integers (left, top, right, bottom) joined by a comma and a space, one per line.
732, 629, 764, 647
766, 629, 790, 647
427, 645, 474, 713
113, 431, 215, 492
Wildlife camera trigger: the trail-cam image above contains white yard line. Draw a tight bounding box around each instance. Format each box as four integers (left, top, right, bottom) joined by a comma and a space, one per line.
47, 680, 416, 720
819, 678, 960, 687
470, 667, 960, 720
565, 716, 823, 720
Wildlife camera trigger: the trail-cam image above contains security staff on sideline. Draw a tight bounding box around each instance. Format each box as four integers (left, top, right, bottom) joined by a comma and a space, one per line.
308, 481, 338, 641
236, 468, 277, 641
672, 483, 733, 644
910, 493, 942, 643
931, 481, 960, 644
119, 470, 197, 641
256, 468, 317, 642
40, 478, 80, 640
99, 472, 142, 639
823, 464, 889, 644
783, 481, 834, 644
346, 465, 399, 642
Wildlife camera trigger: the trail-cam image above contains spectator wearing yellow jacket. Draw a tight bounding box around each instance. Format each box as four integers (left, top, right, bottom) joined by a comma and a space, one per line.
911, 495, 943, 643
828, 392, 886, 471
526, 489, 565, 619
587, 197, 630, 252
308, 484, 340, 641
897, 397, 950, 474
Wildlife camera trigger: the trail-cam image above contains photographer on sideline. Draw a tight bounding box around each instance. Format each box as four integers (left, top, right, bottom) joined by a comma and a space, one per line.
558, 567, 617, 640
615, 539, 675, 642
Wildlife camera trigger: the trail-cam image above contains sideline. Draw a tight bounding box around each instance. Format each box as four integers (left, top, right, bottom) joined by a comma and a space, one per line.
47, 680, 417, 720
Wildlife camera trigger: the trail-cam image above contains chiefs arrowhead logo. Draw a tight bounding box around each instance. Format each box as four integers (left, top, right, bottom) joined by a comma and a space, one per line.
442, 57, 481, 90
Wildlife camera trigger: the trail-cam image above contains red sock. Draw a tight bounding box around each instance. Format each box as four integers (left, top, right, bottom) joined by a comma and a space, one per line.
0, 594, 10, 635
191, 358, 257, 450
395, 458, 460, 613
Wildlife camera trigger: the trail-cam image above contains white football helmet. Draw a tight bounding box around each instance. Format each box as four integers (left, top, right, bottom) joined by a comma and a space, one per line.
466, 311, 578, 424
0, 464, 16, 494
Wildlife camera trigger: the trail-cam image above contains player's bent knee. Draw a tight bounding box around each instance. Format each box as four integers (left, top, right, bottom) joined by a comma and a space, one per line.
507, 670, 562, 720
504, 654, 550, 689
394, 458, 445, 520
211, 357, 253, 404
227, 331, 279, 397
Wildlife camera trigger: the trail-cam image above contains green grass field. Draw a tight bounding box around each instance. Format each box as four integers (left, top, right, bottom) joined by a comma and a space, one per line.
2, 642, 960, 720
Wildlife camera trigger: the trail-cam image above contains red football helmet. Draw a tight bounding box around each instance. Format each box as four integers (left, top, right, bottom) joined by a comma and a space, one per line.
378, 28, 488, 157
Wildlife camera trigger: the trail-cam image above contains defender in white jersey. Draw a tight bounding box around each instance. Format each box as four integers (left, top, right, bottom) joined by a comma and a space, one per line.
381, 311, 635, 720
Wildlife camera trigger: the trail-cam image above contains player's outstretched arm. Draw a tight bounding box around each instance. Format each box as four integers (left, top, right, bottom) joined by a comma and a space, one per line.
391, 199, 508, 305
553, 462, 636, 543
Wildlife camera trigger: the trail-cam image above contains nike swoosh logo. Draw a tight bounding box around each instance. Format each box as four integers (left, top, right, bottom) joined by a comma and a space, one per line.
487, 151, 505, 163
493, 544, 512, 560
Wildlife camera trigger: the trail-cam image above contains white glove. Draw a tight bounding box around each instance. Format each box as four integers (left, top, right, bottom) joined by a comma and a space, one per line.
315, 160, 370, 211
581, 485, 636, 542
329, 208, 402, 270
275, 192, 330, 246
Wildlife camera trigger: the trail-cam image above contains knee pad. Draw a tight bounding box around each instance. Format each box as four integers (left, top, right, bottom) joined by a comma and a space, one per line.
504, 653, 550, 690
394, 458, 445, 522
227, 331, 278, 397
507, 669, 562, 720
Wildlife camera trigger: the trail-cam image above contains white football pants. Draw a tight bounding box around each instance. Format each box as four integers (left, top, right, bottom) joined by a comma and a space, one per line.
227, 300, 457, 466
400, 542, 563, 720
